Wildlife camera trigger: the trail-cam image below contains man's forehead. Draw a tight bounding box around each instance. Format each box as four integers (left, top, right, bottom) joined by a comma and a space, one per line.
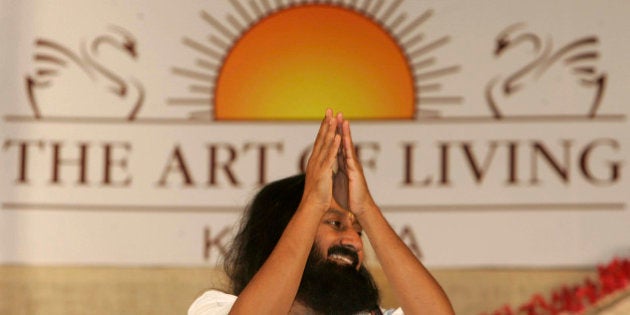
325, 208, 357, 224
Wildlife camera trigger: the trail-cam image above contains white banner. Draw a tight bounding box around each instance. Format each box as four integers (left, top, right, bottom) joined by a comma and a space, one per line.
1, 0, 629, 267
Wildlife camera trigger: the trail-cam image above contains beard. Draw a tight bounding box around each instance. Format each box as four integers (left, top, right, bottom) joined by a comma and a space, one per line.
295, 244, 381, 315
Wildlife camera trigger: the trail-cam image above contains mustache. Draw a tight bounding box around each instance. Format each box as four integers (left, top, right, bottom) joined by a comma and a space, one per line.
327, 245, 360, 268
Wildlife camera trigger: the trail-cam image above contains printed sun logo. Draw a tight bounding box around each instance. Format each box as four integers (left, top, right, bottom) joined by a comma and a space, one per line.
170, 0, 461, 121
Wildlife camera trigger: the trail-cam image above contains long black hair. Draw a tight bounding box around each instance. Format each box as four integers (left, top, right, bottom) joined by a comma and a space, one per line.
223, 174, 306, 295
223, 174, 382, 314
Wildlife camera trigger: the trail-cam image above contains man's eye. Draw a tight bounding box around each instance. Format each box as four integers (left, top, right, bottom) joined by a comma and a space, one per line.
326, 220, 342, 229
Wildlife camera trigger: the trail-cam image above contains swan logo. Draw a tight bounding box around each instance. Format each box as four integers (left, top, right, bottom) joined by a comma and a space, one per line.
25, 25, 144, 121
170, 0, 461, 121
486, 23, 607, 119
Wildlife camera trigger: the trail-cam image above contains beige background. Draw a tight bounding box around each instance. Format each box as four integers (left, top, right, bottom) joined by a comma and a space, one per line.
1, 266, 601, 315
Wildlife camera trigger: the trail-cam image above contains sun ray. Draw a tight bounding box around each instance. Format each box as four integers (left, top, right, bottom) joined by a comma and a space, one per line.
260, 0, 272, 12
230, 0, 254, 25
201, 11, 237, 41
418, 83, 442, 93
270, 0, 283, 10
360, 0, 372, 13
416, 108, 441, 118
226, 14, 246, 33
387, 13, 407, 32
415, 65, 460, 82
418, 96, 463, 105
172, 67, 215, 82
189, 110, 214, 120
402, 34, 424, 50
190, 110, 213, 118
249, 1, 264, 17
189, 85, 214, 94
412, 57, 435, 70
408, 36, 449, 59
396, 10, 432, 40
182, 38, 223, 60
208, 35, 230, 50
379, 0, 402, 25
167, 97, 211, 105
196, 59, 219, 71
369, 0, 384, 17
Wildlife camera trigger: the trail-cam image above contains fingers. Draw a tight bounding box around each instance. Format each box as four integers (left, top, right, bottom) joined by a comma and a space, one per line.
342, 120, 357, 166
326, 133, 342, 169
336, 112, 344, 136
312, 108, 333, 156
334, 112, 346, 173
340, 117, 377, 216
320, 113, 341, 170
301, 109, 343, 212
308, 108, 341, 172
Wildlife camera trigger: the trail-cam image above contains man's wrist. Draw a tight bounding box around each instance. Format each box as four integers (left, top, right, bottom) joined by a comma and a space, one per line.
297, 195, 330, 216
353, 198, 379, 219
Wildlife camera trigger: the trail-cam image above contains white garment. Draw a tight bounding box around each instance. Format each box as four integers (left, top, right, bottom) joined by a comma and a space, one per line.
188, 290, 404, 315
188, 290, 236, 315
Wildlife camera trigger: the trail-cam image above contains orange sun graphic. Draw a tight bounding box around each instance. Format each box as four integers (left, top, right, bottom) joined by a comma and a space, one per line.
171, 0, 460, 121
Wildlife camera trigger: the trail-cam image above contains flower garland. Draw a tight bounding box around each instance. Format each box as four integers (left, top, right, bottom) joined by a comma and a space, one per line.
481, 257, 630, 315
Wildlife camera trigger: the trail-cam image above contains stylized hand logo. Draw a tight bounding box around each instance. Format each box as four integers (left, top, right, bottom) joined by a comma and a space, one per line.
485, 23, 606, 119
25, 25, 144, 120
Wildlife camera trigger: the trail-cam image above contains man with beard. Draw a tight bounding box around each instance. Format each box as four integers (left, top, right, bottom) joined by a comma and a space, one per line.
189, 109, 454, 315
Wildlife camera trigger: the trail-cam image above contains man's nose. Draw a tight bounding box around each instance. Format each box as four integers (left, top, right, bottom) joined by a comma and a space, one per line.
339, 228, 363, 251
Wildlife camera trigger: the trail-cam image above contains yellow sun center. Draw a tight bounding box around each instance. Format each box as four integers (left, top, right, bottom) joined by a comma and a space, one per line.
214, 4, 415, 120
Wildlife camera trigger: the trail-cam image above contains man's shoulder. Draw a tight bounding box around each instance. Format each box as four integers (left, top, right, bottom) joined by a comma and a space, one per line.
188, 290, 236, 315
382, 308, 404, 315
355, 309, 403, 315
188, 290, 405, 315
